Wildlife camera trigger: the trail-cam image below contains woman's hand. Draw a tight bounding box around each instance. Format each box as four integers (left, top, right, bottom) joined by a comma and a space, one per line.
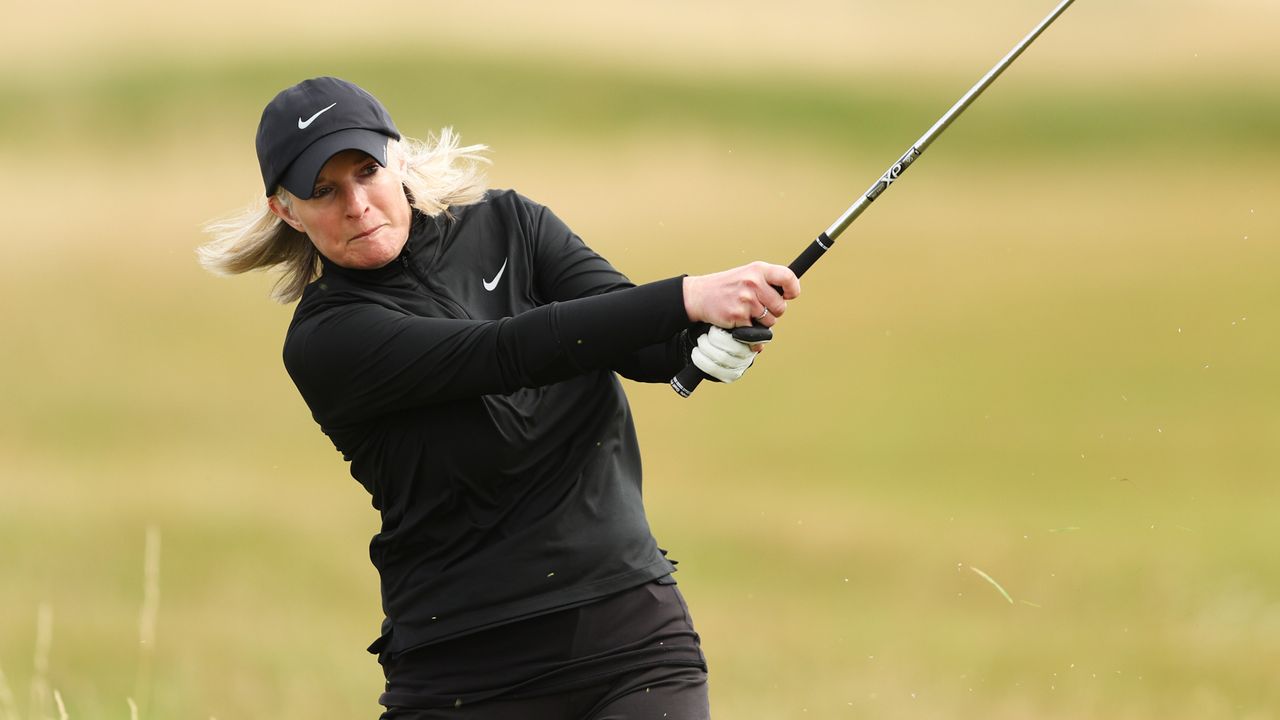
682, 262, 801, 330
691, 326, 758, 383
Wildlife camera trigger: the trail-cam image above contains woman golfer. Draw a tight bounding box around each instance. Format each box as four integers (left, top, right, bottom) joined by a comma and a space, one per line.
201, 76, 799, 719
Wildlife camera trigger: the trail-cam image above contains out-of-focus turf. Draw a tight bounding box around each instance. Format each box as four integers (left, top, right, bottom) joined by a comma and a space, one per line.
1, 52, 1277, 158
2, 15, 1278, 720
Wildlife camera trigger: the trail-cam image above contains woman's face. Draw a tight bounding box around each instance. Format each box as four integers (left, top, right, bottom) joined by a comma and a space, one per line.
269, 149, 412, 270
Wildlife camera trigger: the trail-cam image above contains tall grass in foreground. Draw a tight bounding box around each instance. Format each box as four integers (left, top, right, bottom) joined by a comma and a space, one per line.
0, 667, 20, 719
0, 528, 163, 720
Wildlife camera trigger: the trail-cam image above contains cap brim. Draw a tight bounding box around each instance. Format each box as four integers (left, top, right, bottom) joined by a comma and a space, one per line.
278, 128, 392, 199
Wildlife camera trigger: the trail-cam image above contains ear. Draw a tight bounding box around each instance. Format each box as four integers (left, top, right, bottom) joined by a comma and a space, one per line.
267, 194, 306, 233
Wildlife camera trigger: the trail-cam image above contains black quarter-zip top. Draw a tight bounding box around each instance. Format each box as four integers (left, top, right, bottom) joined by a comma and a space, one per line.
283, 190, 697, 659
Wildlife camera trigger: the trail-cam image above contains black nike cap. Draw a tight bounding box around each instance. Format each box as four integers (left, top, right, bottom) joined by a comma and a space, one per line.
255, 76, 401, 199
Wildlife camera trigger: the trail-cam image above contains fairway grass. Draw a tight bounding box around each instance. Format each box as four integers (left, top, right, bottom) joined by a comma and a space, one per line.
4, 141, 1276, 717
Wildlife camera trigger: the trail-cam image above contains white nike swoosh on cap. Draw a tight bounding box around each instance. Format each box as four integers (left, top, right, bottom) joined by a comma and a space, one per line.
298, 102, 337, 129
482, 258, 508, 292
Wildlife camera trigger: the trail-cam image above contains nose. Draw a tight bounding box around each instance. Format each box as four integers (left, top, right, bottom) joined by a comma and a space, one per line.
339, 183, 369, 219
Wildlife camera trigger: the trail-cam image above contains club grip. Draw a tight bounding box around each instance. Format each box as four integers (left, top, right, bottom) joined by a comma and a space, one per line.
670, 362, 709, 398
790, 232, 831, 277
670, 232, 833, 398
731, 324, 774, 344
669, 322, 775, 397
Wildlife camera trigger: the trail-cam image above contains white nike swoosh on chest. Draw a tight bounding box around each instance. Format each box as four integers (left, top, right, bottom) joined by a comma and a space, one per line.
298, 102, 337, 129
482, 258, 508, 291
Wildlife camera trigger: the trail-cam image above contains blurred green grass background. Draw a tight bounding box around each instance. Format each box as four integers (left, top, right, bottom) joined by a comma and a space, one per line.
2, 0, 1278, 718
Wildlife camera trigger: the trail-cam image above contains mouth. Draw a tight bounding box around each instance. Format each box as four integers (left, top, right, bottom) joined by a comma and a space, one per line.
350, 224, 386, 242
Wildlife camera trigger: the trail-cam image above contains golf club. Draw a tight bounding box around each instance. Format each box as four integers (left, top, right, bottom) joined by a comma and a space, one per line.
671, 0, 1079, 397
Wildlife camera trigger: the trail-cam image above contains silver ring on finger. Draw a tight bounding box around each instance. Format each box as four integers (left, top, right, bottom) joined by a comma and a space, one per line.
756, 307, 770, 320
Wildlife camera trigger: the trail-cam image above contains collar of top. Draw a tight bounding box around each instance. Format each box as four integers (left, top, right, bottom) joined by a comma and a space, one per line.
255, 76, 401, 199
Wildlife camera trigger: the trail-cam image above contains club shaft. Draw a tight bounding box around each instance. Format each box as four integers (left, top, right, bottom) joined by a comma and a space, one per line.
671, 0, 1078, 398
824, 0, 1076, 242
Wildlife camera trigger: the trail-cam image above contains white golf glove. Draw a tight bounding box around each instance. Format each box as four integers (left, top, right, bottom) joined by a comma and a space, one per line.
691, 326, 758, 383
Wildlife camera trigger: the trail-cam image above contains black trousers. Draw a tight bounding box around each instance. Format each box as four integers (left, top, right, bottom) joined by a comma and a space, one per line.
379, 663, 709, 720
378, 579, 710, 720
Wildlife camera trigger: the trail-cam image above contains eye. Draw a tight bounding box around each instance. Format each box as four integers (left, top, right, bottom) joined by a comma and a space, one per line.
361, 162, 380, 176
311, 186, 333, 199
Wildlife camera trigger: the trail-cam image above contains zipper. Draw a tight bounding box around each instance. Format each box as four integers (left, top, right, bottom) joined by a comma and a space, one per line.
399, 252, 471, 319
398, 254, 421, 288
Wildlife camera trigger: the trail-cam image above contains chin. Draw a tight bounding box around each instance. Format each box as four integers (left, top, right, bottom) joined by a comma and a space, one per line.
355, 250, 399, 270
344, 235, 406, 270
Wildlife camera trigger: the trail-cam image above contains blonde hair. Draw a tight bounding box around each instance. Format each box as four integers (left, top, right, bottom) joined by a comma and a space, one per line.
199, 129, 489, 303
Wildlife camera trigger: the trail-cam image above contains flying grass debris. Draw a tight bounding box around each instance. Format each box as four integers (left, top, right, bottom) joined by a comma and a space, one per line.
54, 690, 68, 720
968, 565, 1014, 605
